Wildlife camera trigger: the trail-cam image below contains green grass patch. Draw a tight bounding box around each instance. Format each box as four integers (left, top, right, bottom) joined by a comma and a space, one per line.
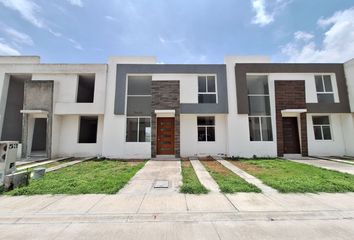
6, 160, 146, 195
200, 160, 260, 193
180, 160, 208, 194
231, 159, 354, 193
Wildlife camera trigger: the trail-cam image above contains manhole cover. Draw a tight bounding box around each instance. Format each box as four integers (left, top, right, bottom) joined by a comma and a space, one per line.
154, 180, 169, 188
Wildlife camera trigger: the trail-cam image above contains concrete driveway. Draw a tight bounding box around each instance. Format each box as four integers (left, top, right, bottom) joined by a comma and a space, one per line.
1, 159, 354, 239
290, 158, 354, 175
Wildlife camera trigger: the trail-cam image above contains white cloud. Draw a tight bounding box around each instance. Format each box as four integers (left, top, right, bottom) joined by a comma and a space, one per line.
0, 0, 83, 50
0, 0, 43, 28
251, 0, 291, 26
105, 15, 117, 21
4, 27, 33, 45
66, 0, 83, 7
0, 41, 20, 55
294, 31, 314, 41
281, 7, 354, 63
251, 0, 273, 26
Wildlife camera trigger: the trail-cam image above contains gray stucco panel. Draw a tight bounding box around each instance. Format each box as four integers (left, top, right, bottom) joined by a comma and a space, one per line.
115, 64, 228, 114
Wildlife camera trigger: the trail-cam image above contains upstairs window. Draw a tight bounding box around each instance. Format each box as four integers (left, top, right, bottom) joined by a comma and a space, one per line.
197, 116, 215, 142
315, 75, 334, 103
312, 116, 332, 140
77, 74, 95, 103
126, 76, 152, 116
247, 75, 273, 141
198, 76, 217, 103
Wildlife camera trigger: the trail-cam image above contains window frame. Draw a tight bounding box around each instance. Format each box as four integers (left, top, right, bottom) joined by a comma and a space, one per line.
315, 75, 334, 103
198, 75, 218, 104
77, 115, 98, 144
125, 75, 152, 115
248, 115, 273, 142
312, 116, 333, 141
247, 74, 273, 142
197, 116, 216, 142
126, 116, 151, 143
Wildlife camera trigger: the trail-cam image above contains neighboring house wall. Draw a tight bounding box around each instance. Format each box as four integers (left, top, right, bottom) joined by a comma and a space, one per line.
58, 115, 104, 157
307, 113, 346, 156
180, 114, 227, 157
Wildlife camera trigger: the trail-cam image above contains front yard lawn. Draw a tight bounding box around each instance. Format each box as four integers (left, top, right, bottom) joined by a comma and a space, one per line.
6, 160, 146, 195
231, 159, 354, 193
180, 160, 208, 194
200, 159, 261, 193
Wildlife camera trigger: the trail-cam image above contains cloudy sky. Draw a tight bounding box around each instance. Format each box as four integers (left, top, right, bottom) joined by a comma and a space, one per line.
0, 0, 353, 64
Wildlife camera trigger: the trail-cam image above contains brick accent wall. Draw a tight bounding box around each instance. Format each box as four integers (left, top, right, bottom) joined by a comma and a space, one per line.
275, 81, 308, 156
151, 81, 180, 157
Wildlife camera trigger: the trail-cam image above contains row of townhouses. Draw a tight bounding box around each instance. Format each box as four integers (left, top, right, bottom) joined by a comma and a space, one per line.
0, 56, 353, 159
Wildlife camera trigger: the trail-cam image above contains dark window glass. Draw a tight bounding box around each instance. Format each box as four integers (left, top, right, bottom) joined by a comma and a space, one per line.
198, 94, 216, 103
77, 74, 95, 103
78, 116, 98, 143
317, 94, 334, 103
198, 127, 206, 141
247, 75, 269, 94
126, 96, 151, 116
323, 75, 333, 92
312, 116, 330, 125
138, 118, 151, 142
197, 116, 215, 125
207, 127, 215, 141
207, 76, 216, 92
313, 126, 323, 140
248, 96, 271, 115
198, 76, 207, 92
315, 75, 324, 92
322, 126, 332, 140
261, 117, 273, 141
126, 118, 138, 142
249, 117, 261, 141
127, 76, 151, 95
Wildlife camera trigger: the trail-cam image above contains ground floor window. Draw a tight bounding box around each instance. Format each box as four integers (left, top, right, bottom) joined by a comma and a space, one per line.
197, 116, 215, 142
249, 116, 273, 141
312, 116, 332, 140
126, 117, 151, 142
78, 116, 98, 143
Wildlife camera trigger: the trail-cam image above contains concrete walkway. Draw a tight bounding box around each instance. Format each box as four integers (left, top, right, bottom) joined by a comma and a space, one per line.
214, 157, 278, 194
0, 192, 354, 239
189, 156, 220, 192
289, 158, 354, 175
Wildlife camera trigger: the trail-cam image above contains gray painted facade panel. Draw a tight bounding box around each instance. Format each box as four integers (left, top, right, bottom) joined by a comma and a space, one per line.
115, 64, 228, 115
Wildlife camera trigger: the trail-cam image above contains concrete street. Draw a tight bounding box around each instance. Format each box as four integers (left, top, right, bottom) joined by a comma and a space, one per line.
0, 160, 354, 239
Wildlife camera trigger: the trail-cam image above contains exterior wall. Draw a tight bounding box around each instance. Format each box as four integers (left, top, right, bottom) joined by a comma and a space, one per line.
58, 115, 103, 157
225, 56, 277, 158
101, 57, 155, 158
340, 113, 354, 156
152, 74, 198, 103
151, 81, 180, 157
307, 113, 346, 156
274, 81, 308, 156
180, 114, 227, 157
344, 59, 354, 112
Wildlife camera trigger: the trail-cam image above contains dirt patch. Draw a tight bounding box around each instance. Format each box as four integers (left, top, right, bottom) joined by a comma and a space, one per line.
181, 159, 191, 168
200, 159, 233, 176
230, 161, 264, 174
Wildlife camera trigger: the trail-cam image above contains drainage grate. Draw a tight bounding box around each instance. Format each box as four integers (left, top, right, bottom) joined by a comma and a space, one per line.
154, 180, 169, 188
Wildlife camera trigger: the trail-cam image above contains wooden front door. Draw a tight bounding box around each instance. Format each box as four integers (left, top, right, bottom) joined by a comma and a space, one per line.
157, 118, 175, 155
282, 117, 301, 154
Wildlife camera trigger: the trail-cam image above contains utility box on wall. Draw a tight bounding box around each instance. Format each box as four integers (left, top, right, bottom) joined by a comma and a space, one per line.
0, 141, 18, 185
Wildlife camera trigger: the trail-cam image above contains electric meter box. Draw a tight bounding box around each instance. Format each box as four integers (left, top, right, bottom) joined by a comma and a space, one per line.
0, 141, 18, 185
